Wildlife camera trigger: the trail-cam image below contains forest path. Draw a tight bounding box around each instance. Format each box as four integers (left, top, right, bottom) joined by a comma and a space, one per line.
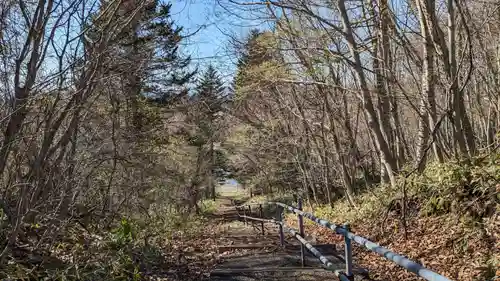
205, 196, 351, 281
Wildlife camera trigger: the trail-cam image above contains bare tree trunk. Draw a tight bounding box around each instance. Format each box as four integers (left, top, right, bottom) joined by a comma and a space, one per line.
416, 0, 439, 169
447, 0, 467, 156
323, 88, 356, 207
337, 0, 397, 187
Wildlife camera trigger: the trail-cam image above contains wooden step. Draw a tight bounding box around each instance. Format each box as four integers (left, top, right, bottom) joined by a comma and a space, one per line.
221, 233, 279, 238
211, 266, 328, 275
217, 244, 277, 251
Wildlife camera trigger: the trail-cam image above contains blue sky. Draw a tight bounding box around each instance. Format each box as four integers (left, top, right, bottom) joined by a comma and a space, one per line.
170, 0, 274, 82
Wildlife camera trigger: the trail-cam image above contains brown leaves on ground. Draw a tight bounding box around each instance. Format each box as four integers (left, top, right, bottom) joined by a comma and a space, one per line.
0, 216, 237, 281
147, 221, 241, 281
303, 214, 498, 281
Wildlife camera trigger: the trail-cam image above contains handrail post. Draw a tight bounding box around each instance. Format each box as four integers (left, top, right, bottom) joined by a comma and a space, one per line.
248, 205, 252, 227
298, 198, 305, 267
344, 223, 353, 280
259, 204, 265, 235
243, 206, 247, 225
277, 207, 284, 247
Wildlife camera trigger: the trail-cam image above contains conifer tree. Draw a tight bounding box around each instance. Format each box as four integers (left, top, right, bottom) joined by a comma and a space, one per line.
112, 1, 195, 131
190, 65, 228, 199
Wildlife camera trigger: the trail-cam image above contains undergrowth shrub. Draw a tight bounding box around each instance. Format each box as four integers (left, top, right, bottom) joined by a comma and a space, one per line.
418, 154, 499, 218
312, 183, 398, 224
200, 199, 218, 215
111, 218, 137, 247
311, 154, 499, 224
0, 209, 209, 281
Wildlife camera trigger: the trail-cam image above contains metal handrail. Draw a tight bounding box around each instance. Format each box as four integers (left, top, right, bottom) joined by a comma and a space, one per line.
236, 201, 452, 281
234, 206, 351, 280
282, 225, 351, 281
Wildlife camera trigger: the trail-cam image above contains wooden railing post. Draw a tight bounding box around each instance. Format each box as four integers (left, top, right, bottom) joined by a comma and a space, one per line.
248, 205, 252, 227
277, 206, 284, 246
344, 223, 353, 280
243, 206, 247, 225
259, 204, 265, 235
298, 198, 305, 267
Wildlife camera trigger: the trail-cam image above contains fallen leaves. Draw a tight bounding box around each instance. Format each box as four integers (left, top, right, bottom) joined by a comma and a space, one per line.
304, 213, 498, 281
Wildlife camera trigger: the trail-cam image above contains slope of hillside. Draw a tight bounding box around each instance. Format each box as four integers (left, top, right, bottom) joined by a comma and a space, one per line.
288, 155, 499, 280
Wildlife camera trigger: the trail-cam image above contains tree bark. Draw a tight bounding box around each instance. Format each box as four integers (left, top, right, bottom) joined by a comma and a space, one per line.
337, 0, 397, 187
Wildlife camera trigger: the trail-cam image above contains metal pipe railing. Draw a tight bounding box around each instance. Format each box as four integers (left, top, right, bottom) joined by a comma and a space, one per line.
234, 205, 351, 281
281, 224, 351, 281
237, 201, 452, 281
270, 201, 452, 281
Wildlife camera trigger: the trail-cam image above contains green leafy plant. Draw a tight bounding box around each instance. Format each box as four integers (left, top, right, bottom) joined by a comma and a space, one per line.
112, 218, 136, 246
422, 196, 451, 216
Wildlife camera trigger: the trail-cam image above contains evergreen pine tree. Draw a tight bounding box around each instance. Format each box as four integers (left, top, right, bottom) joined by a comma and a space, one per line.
104, 1, 195, 132
119, 1, 195, 97
194, 65, 227, 116
139, 3, 196, 102
189, 65, 228, 199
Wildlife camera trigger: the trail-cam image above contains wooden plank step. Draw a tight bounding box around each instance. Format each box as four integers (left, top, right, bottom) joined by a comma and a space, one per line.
221, 234, 279, 238
217, 244, 277, 251
211, 267, 328, 275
